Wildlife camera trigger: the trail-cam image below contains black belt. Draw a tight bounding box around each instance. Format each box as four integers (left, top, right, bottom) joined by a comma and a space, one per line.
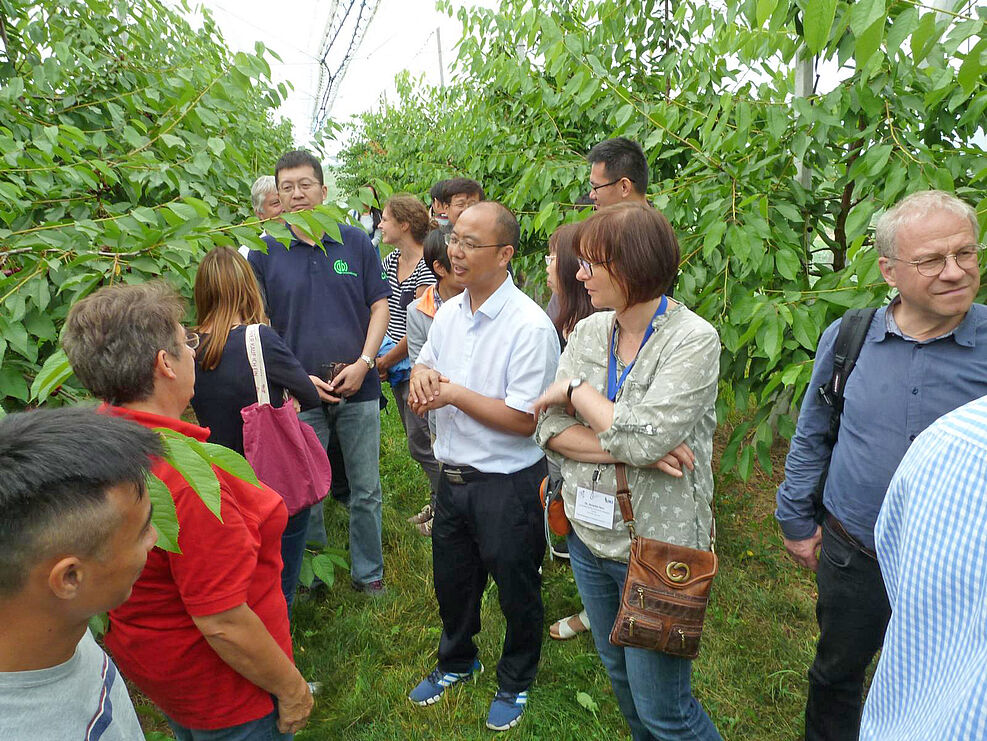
825, 513, 877, 560
441, 464, 498, 485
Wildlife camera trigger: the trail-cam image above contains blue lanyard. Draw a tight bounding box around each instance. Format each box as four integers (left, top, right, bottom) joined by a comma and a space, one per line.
607, 296, 667, 402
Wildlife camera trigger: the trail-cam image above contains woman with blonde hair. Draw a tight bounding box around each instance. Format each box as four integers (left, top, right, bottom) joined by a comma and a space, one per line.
192, 245, 335, 610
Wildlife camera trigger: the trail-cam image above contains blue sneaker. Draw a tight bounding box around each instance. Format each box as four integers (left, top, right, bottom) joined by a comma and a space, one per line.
408, 658, 483, 706
485, 689, 528, 731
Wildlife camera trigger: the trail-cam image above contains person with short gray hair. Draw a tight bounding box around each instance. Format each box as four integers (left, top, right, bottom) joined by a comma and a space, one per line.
0, 407, 161, 741
775, 189, 987, 740
241, 175, 283, 258
62, 281, 314, 739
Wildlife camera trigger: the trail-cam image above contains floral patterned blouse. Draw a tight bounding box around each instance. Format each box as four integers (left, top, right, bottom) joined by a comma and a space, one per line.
535, 303, 720, 562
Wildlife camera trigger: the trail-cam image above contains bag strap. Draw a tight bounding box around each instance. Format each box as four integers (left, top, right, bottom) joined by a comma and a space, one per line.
244, 324, 271, 406
614, 462, 716, 551
614, 463, 636, 539
817, 307, 877, 444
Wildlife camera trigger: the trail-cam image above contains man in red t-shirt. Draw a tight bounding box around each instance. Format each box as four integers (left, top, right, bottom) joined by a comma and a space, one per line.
62, 281, 312, 739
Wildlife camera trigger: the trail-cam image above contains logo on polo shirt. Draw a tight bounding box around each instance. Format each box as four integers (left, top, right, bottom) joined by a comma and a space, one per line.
333, 259, 358, 277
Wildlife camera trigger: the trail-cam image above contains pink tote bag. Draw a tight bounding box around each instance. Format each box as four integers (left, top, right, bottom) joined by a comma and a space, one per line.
241, 324, 331, 515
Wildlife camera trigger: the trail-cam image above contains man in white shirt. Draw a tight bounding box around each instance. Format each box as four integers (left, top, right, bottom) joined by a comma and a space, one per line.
0, 408, 162, 741
406, 201, 560, 731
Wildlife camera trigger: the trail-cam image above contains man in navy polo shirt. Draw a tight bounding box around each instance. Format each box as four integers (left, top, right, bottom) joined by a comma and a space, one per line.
248, 149, 391, 594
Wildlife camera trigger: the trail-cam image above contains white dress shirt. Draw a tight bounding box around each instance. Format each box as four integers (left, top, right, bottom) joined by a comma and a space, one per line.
417, 274, 560, 473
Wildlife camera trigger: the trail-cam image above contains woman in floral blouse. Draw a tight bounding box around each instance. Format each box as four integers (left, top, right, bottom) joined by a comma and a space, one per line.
534, 202, 721, 741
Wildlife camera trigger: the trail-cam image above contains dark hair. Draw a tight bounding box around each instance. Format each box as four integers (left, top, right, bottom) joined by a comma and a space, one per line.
575, 202, 678, 304
551, 223, 596, 336
587, 137, 648, 195
0, 407, 161, 597
385, 194, 430, 243
423, 228, 450, 279
274, 150, 324, 187
444, 177, 484, 201
429, 179, 449, 204
484, 201, 520, 252
63, 282, 186, 405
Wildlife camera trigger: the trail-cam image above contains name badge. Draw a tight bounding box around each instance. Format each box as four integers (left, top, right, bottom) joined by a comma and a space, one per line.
574, 485, 617, 529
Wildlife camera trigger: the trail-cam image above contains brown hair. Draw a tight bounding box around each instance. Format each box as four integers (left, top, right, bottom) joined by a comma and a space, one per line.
194, 246, 268, 371
385, 194, 430, 244
62, 282, 185, 405
575, 202, 679, 305
550, 223, 596, 336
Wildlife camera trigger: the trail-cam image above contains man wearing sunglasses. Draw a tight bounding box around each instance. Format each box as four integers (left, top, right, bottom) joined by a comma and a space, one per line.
775, 190, 987, 741
587, 137, 650, 210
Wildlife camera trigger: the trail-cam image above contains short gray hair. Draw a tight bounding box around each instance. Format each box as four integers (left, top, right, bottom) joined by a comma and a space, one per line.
62, 282, 186, 406
874, 190, 979, 258
251, 175, 277, 214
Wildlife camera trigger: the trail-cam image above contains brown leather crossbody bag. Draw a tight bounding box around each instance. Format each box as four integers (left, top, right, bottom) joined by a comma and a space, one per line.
609, 463, 717, 659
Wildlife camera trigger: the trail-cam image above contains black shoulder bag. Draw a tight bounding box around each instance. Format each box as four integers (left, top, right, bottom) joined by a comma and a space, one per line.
810, 307, 877, 523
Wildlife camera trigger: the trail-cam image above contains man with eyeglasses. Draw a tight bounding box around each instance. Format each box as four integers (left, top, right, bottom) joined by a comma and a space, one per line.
775, 190, 987, 741
248, 149, 391, 596
587, 137, 649, 210
406, 201, 560, 731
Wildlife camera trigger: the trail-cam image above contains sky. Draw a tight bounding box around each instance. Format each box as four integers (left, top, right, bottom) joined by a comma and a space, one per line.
167, 0, 491, 156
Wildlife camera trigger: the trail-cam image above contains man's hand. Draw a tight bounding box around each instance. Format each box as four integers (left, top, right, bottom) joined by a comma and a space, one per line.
409, 367, 446, 408
649, 442, 696, 477
329, 362, 369, 398
377, 353, 396, 382
275, 674, 314, 734
783, 526, 823, 572
531, 378, 571, 418
308, 375, 342, 404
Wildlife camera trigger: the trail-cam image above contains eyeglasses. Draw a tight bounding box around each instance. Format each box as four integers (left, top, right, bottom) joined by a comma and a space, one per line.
890, 244, 982, 277
184, 331, 200, 351
445, 232, 509, 251
577, 257, 608, 276
277, 180, 321, 196
589, 177, 634, 193
544, 254, 556, 266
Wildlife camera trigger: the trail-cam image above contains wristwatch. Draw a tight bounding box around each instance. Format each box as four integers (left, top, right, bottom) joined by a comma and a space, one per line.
360, 354, 376, 370
567, 377, 585, 401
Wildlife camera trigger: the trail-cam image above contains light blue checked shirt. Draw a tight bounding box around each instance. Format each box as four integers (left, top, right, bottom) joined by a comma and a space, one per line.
860, 395, 987, 740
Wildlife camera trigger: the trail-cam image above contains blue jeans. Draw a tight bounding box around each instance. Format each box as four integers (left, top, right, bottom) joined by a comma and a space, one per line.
167, 710, 290, 741
280, 507, 310, 614
298, 400, 383, 584
567, 533, 721, 741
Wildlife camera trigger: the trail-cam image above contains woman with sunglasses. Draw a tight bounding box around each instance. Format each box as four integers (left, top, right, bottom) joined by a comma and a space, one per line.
534, 202, 721, 740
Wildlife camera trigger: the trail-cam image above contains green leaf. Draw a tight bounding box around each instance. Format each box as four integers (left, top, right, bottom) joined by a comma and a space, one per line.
850, 0, 886, 38
29, 349, 73, 403
775, 249, 801, 281
576, 691, 599, 714
207, 137, 227, 157
155, 430, 223, 521
198, 441, 260, 486
756, 0, 779, 27
803, 0, 838, 55
147, 473, 180, 553
311, 553, 338, 588
958, 38, 987, 95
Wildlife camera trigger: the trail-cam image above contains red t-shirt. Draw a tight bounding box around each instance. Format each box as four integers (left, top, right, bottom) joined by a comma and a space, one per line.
102, 406, 292, 730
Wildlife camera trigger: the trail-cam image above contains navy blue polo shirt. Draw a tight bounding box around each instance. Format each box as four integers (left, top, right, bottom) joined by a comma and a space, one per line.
248, 223, 390, 403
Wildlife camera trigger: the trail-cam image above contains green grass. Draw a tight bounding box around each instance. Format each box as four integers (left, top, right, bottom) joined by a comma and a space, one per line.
141, 391, 819, 739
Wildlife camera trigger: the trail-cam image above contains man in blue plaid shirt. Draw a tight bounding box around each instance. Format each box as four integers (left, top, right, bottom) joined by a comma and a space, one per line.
860, 394, 987, 740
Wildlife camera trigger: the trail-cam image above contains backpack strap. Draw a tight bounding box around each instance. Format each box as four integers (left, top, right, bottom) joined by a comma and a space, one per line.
817, 307, 877, 444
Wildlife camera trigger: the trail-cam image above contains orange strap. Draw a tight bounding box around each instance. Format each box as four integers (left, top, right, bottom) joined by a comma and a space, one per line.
419, 285, 439, 318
